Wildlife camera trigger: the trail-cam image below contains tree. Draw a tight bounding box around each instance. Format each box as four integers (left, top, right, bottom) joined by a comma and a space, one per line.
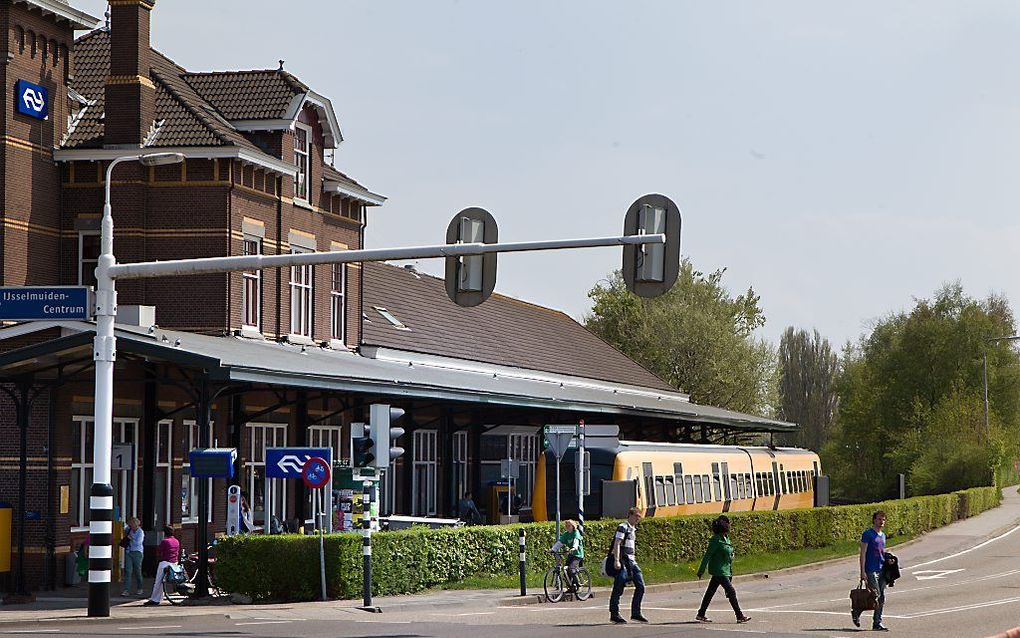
585, 259, 777, 417
822, 283, 1020, 501
776, 328, 839, 451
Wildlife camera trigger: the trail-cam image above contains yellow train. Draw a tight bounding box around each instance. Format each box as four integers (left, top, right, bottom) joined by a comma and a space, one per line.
532, 440, 821, 520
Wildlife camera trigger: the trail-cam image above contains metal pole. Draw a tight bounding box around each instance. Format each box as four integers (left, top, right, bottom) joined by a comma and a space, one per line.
577, 420, 585, 540
15, 383, 28, 596
518, 529, 527, 596
88, 154, 137, 618
193, 377, 211, 599
107, 234, 666, 280
983, 352, 989, 434
318, 489, 327, 602
555, 455, 561, 540
361, 480, 377, 611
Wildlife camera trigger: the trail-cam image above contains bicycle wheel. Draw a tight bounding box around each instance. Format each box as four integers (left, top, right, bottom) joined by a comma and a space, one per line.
573, 568, 592, 601
544, 567, 565, 603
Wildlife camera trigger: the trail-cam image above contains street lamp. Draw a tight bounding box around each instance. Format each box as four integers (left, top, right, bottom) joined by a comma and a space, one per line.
89, 152, 184, 618
983, 335, 1020, 433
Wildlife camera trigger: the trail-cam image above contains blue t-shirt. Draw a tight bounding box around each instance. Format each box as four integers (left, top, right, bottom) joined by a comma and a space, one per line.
861, 528, 886, 573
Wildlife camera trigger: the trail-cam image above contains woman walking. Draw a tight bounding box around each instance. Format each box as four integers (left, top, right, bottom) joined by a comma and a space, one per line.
696, 515, 751, 624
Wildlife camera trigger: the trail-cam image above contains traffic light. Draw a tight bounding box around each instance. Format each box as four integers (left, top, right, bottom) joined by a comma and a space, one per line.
369, 404, 406, 469
445, 207, 498, 307
622, 194, 681, 298
351, 422, 375, 468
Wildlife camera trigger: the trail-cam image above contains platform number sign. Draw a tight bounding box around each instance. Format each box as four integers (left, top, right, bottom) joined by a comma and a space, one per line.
15, 80, 48, 120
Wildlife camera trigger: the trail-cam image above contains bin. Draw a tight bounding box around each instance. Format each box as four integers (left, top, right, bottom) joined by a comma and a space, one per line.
0, 502, 11, 573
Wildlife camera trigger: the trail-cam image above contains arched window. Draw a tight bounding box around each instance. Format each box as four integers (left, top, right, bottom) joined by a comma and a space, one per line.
15, 26, 24, 54
27, 30, 36, 57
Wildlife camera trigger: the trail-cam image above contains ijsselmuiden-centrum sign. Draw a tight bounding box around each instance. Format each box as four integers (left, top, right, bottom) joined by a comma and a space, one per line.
0, 287, 92, 321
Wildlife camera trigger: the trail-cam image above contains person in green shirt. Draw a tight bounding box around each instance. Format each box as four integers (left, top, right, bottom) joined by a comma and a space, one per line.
696, 515, 751, 624
558, 519, 584, 591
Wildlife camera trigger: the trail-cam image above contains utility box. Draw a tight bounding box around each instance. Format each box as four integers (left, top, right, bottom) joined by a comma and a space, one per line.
813, 475, 830, 507
0, 502, 11, 573
601, 480, 638, 519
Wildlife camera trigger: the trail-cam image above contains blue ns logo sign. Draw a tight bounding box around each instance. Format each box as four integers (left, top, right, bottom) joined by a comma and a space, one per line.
15, 80, 49, 120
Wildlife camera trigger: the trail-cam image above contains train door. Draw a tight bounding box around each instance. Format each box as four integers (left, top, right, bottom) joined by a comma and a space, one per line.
720, 461, 731, 512
642, 462, 656, 517
771, 461, 781, 510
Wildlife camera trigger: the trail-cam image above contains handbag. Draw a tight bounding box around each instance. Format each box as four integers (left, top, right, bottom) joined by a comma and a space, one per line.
850, 580, 878, 611
119, 535, 131, 550
601, 552, 621, 578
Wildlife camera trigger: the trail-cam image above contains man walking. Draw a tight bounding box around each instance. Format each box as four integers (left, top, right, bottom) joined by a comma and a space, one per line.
609, 507, 648, 624
854, 510, 889, 631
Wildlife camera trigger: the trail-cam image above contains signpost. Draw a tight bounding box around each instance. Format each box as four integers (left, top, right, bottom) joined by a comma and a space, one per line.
0, 286, 91, 321
302, 458, 331, 602
110, 444, 133, 472
544, 425, 577, 538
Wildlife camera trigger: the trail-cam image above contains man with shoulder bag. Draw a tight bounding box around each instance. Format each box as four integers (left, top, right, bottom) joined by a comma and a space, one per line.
608, 507, 647, 625
851, 511, 889, 631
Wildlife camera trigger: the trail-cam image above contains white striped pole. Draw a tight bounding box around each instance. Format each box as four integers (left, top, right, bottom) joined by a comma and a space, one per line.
577, 420, 585, 539
518, 529, 527, 596
361, 480, 375, 610
87, 484, 114, 616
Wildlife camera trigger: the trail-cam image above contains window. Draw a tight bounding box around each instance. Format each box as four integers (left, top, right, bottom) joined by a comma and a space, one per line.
684, 475, 694, 504
155, 420, 173, 528
413, 430, 438, 516
289, 246, 313, 337
374, 306, 408, 330
673, 463, 684, 505
244, 423, 287, 529
712, 463, 723, 502
508, 433, 539, 506
746, 473, 754, 498
703, 474, 712, 502
654, 476, 666, 506
330, 263, 346, 342
242, 237, 262, 329
756, 473, 764, 497
78, 231, 100, 287
664, 476, 676, 506
453, 431, 470, 503
693, 475, 703, 503
71, 416, 138, 531
181, 420, 214, 524
642, 463, 655, 507
767, 472, 776, 496
293, 123, 310, 202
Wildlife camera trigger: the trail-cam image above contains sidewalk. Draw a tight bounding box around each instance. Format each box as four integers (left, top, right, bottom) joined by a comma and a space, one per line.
4, 486, 1018, 624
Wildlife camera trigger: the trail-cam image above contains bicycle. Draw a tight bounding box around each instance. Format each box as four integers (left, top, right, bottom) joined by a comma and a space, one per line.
182, 544, 224, 597
544, 550, 592, 603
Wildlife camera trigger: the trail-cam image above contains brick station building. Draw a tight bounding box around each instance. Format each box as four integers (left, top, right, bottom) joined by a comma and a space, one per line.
0, 0, 793, 594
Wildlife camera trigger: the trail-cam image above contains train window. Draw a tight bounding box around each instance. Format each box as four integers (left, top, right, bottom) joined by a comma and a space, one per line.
664, 476, 675, 505
693, 475, 703, 503
767, 473, 776, 496
655, 476, 666, 506
642, 462, 655, 506
684, 476, 694, 504
745, 473, 753, 498
736, 476, 745, 499
711, 463, 722, 502
799, 471, 806, 492
755, 473, 763, 496
702, 474, 711, 501
730, 476, 738, 500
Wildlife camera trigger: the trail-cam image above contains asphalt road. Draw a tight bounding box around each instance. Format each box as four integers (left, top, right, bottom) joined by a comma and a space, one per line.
4, 489, 1020, 638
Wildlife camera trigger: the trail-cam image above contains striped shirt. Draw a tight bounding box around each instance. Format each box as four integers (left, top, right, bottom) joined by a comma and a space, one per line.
615, 522, 637, 564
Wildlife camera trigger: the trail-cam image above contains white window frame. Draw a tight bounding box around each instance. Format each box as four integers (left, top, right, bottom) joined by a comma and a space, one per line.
155, 419, 173, 528
181, 420, 215, 524
78, 230, 100, 287
242, 236, 262, 329
305, 425, 344, 524
412, 430, 438, 516
289, 246, 314, 338
244, 422, 288, 530
293, 122, 311, 203
452, 431, 470, 502
70, 416, 139, 532
508, 433, 539, 506
330, 262, 346, 343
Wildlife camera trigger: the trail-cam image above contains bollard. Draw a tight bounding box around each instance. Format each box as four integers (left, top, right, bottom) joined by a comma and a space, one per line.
518, 528, 527, 596
360, 481, 380, 612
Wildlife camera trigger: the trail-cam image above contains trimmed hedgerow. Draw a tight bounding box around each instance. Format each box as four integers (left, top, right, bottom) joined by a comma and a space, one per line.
216, 486, 999, 601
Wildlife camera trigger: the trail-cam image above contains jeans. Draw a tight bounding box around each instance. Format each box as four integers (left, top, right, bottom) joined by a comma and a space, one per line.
863, 571, 886, 627
566, 556, 581, 590
123, 550, 143, 592
609, 561, 644, 618
698, 575, 744, 619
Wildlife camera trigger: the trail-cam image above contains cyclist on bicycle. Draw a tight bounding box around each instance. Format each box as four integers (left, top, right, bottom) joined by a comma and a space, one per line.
558, 519, 584, 590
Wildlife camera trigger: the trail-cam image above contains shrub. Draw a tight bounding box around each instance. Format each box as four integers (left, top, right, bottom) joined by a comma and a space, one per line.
216, 486, 999, 601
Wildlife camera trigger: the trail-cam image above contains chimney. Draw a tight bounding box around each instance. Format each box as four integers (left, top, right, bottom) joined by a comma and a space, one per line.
104, 0, 156, 147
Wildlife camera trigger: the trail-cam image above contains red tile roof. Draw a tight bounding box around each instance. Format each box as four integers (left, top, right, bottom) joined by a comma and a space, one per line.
362, 262, 675, 391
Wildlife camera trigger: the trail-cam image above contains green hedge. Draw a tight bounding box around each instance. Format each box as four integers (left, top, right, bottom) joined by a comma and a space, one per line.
216, 486, 1000, 601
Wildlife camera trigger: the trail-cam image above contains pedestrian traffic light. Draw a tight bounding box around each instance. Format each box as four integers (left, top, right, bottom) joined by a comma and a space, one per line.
351, 422, 375, 468
369, 403, 406, 469
622, 194, 681, 298
445, 207, 498, 307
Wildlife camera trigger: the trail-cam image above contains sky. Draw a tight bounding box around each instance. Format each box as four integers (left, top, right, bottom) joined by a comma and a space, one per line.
76, 0, 1020, 346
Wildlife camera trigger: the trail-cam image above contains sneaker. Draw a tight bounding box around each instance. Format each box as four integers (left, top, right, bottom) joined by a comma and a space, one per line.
630, 614, 649, 623
851, 612, 861, 628
737, 616, 752, 624
120, 591, 130, 597
696, 615, 713, 623
142, 600, 160, 607
610, 616, 627, 624
136, 590, 144, 596
873, 624, 889, 631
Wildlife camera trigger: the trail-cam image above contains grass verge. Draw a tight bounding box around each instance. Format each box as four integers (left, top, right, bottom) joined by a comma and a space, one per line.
437, 535, 915, 592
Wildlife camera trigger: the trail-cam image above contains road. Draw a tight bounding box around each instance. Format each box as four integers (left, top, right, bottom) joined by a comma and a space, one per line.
3, 488, 1019, 638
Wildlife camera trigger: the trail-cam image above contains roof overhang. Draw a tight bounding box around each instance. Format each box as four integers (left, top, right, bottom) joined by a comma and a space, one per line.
323, 178, 386, 206
52, 146, 298, 178
231, 91, 344, 149
16, 0, 100, 30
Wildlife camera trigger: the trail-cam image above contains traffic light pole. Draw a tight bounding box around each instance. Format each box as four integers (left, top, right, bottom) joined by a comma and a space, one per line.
359, 480, 379, 612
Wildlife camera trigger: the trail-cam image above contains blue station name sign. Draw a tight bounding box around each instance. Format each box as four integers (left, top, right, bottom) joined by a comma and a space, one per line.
0, 287, 92, 321
15, 80, 49, 120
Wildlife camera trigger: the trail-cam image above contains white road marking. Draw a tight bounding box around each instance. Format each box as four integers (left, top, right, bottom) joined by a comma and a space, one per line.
900, 595, 1020, 618
5, 632, 61, 635
117, 626, 182, 630
431, 612, 495, 616
908, 523, 1020, 570
352, 619, 412, 623
914, 568, 965, 580
234, 620, 292, 626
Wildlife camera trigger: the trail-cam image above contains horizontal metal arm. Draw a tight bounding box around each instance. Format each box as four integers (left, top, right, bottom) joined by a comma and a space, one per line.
107, 233, 665, 280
